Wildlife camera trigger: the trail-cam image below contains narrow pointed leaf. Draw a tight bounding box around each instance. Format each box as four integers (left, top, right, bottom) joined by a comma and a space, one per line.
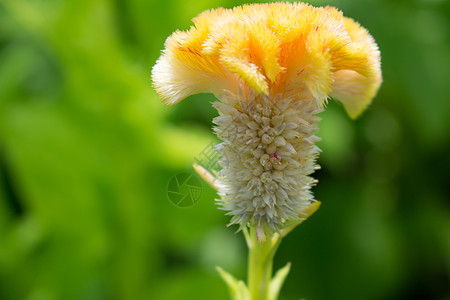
268, 262, 291, 300
216, 266, 250, 300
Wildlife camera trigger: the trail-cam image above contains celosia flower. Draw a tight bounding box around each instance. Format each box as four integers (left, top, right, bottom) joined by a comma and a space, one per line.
152, 3, 381, 240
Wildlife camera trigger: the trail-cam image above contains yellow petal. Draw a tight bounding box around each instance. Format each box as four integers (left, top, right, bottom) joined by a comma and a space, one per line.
209, 18, 269, 94
151, 30, 232, 106
330, 17, 382, 118
330, 69, 381, 118
202, 7, 280, 94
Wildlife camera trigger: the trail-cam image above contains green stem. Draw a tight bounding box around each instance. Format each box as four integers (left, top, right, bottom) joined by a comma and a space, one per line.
247, 228, 281, 300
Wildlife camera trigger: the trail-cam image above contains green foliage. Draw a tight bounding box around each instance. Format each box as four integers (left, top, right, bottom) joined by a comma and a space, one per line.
0, 0, 449, 300
217, 267, 250, 300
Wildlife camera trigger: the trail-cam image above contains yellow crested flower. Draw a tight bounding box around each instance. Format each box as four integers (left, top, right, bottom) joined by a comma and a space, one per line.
152, 3, 382, 240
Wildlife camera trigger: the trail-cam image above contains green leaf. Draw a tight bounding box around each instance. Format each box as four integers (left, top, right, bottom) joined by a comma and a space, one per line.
216, 266, 250, 300
283, 218, 306, 227
268, 262, 291, 300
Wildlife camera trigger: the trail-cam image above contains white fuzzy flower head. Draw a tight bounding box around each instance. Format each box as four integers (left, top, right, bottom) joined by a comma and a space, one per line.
151, 3, 382, 240
213, 92, 322, 240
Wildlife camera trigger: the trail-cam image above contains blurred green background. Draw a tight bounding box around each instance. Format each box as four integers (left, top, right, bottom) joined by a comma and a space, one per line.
0, 0, 449, 299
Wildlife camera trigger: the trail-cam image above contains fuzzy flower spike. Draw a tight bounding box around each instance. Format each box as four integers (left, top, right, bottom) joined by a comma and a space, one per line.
152, 3, 381, 241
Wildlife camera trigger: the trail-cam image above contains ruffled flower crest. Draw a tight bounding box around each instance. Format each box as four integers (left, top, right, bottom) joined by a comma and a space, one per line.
152, 2, 381, 118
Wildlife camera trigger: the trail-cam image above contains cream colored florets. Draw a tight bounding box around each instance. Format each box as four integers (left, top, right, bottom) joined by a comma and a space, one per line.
213, 91, 321, 239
